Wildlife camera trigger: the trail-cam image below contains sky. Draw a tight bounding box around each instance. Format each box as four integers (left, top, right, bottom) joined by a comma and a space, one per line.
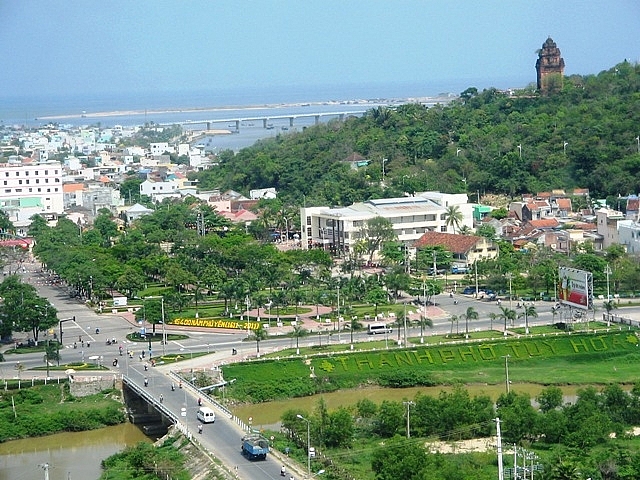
1, 0, 639, 101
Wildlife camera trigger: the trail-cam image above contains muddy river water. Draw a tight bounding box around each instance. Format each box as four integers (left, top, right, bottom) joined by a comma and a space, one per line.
0, 423, 151, 480
0, 383, 604, 479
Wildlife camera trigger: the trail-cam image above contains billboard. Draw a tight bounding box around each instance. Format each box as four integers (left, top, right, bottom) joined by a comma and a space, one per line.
558, 267, 591, 310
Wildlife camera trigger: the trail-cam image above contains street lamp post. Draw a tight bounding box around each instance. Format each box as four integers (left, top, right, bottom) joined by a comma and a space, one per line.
605, 263, 612, 326
421, 279, 426, 343
506, 273, 513, 311
297, 414, 311, 478
336, 286, 340, 343
161, 297, 166, 356
403, 302, 408, 347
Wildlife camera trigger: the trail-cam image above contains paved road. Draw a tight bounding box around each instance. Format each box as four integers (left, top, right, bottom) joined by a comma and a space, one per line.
7, 260, 640, 479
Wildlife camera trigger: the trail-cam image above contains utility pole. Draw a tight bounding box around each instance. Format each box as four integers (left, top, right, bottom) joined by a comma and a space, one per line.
506, 273, 513, 310
403, 401, 415, 438
403, 302, 407, 346
502, 355, 510, 393
496, 418, 504, 480
605, 263, 612, 326
161, 297, 166, 356
474, 262, 479, 298
337, 285, 341, 343
432, 250, 437, 280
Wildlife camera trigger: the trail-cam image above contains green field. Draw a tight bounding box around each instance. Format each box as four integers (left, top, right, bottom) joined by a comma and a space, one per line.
224, 331, 640, 402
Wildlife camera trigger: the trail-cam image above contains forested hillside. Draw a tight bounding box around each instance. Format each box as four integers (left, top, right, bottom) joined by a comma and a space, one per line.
193, 61, 640, 207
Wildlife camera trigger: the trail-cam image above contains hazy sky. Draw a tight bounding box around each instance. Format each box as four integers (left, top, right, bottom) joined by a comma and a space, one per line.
1, 0, 638, 99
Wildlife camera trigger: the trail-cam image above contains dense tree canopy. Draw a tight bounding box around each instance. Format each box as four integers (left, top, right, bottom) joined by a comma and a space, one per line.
192, 62, 640, 207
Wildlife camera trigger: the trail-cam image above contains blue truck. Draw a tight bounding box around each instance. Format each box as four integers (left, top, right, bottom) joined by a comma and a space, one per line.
241, 434, 269, 460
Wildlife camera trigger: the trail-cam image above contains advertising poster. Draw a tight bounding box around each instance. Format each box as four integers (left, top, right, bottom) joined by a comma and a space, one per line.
558, 267, 590, 310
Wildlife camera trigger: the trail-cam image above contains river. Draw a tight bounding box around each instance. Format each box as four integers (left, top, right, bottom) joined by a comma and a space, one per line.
0, 423, 151, 480
232, 383, 589, 429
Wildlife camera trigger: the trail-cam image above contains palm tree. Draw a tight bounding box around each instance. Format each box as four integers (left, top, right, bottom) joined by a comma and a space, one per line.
498, 306, 516, 336
292, 324, 307, 354
444, 205, 463, 234
519, 304, 538, 334
603, 300, 617, 326
252, 325, 268, 354
458, 225, 473, 235
418, 316, 433, 343
449, 314, 459, 335
488, 312, 498, 332
462, 306, 479, 338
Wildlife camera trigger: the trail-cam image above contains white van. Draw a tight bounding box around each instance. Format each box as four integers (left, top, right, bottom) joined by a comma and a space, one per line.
196, 406, 216, 423
367, 323, 392, 335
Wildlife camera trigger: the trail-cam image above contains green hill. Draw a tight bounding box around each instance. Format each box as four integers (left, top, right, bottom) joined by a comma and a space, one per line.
193, 61, 640, 207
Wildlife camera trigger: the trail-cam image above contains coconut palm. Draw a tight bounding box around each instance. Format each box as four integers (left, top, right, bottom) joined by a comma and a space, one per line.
518, 304, 538, 334
444, 205, 463, 234
603, 300, 617, 326
498, 306, 516, 336
418, 316, 433, 343
251, 325, 268, 354
462, 306, 479, 338
292, 324, 307, 354
488, 312, 498, 332
449, 314, 459, 335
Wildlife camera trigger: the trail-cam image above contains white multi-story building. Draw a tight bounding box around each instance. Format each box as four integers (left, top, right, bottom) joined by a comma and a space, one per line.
149, 142, 174, 155
301, 192, 473, 256
617, 220, 640, 255
139, 179, 180, 201
0, 160, 64, 216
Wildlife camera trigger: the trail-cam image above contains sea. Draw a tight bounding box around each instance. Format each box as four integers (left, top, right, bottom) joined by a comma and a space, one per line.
0, 79, 527, 151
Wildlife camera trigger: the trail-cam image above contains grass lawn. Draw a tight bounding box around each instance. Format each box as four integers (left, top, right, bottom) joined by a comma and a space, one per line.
225, 330, 640, 402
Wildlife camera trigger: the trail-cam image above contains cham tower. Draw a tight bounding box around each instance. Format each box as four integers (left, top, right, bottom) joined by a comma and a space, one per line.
536, 37, 565, 93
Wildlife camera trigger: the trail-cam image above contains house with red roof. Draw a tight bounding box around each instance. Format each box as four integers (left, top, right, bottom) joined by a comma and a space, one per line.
413, 232, 498, 266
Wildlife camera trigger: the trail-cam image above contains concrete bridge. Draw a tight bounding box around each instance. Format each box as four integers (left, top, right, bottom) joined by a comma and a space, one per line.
121, 370, 289, 479
162, 110, 367, 132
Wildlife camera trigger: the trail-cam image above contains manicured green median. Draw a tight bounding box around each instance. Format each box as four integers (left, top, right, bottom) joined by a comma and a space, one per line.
224, 331, 640, 402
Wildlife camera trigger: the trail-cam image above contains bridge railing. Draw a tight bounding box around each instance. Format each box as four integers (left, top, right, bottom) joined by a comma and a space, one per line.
122, 375, 178, 423
168, 370, 250, 433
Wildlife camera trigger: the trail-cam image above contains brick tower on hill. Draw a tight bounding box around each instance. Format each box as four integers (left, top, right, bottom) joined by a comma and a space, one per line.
536, 37, 565, 93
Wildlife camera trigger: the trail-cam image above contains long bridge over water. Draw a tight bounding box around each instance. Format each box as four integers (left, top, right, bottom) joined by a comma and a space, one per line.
162, 110, 368, 132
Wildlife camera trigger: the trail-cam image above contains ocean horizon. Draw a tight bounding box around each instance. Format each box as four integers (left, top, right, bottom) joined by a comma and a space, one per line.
0, 77, 529, 128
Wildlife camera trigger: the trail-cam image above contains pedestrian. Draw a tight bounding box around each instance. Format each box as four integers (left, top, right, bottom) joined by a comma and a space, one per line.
159, 394, 164, 403
144, 377, 148, 387
198, 397, 202, 406
179, 381, 182, 389
171, 383, 175, 391
198, 423, 203, 434
144, 363, 148, 371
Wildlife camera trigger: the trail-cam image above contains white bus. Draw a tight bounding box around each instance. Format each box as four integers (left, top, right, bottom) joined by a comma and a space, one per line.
368, 323, 392, 335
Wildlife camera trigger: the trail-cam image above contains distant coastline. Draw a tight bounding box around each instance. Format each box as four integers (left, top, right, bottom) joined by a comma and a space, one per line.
37, 96, 450, 122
